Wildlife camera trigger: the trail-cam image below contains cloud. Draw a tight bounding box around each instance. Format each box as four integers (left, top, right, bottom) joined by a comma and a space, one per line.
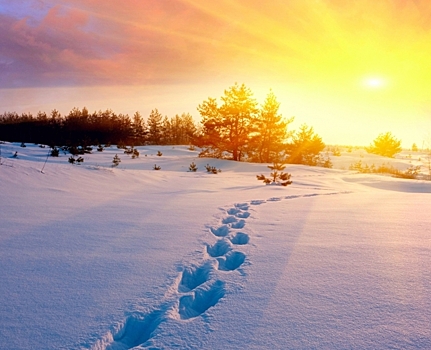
2, 0, 431, 90
0, 1, 232, 88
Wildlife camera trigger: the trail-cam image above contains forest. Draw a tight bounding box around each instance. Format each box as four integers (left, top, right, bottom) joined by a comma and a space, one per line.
0, 83, 400, 166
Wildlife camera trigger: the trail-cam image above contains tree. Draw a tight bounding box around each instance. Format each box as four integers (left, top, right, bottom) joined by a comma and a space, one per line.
147, 109, 164, 145
286, 124, 325, 165
250, 91, 294, 163
132, 112, 146, 145
196, 83, 258, 161
256, 163, 292, 186
411, 143, 418, 152
366, 132, 401, 158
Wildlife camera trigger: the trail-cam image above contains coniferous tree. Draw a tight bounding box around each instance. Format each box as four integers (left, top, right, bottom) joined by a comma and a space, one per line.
188, 162, 198, 172
250, 91, 294, 163
147, 109, 163, 145
195, 83, 258, 161
366, 132, 402, 158
132, 111, 146, 145
257, 163, 292, 186
286, 124, 325, 165
112, 154, 121, 167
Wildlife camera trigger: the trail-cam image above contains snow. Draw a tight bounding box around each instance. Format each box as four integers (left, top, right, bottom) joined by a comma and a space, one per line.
0, 142, 430, 349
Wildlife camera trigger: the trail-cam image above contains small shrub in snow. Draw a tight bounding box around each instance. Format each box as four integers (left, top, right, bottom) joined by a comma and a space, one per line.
349, 160, 421, 179
124, 147, 139, 158
68, 156, 84, 164
153, 164, 161, 170
317, 153, 333, 168
50, 147, 60, 157
257, 163, 292, 186
112, 154, 121, 167
68, 145, 92, 155
12, 151, 18, 158
20, 142, 26, 148
124, 147, 133, 155
132, 148, 139, 159
205, 164, 221, 174
189, 162, 198, 172
97, 145, 104, 152
332, 147, 341, 156
188, 145, 195, 151
157, 151, 163, 156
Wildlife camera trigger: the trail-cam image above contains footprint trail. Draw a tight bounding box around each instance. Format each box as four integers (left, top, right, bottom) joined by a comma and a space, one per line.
91, 190, 352, 349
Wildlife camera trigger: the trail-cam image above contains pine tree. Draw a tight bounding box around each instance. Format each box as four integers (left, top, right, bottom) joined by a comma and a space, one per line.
112, 154, 121, 167
147, 109, 163, 145
204, 164, 221, 174
366, 132, 401, 158
287, 124, 325, 165
196, 83, 258, 161
189, 162, 198, 172
250, 91, 294, 163
50, 147, 60, 157
132, 111, 146, 145
257, 163, 292, 186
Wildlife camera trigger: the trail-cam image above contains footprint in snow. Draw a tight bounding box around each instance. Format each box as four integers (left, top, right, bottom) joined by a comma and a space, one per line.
227, 207, 241, 216
250, 199, 266, 205
207, 239, 232, 257
235, 203, 250, 211
230, 220, 245, 229
178, 261, 215, 293
222, 216, 238, 224
178, 280, 225, 320
107, 309, 163, 350
229, 232, 250, 245
235, 211, 250, 219
285, 195, 301, 200
210, 225, 230, 237
217, 251, 246, 271
267, 197, 282, 202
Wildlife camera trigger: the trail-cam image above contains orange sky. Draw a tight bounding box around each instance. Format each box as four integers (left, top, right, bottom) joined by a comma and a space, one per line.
1, 0, 431, 146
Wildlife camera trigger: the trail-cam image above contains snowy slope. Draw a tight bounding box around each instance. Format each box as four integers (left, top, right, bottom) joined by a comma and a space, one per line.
0, 143, 430, 350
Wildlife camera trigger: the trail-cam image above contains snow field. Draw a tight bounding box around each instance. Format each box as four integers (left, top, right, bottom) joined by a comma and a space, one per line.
0, 142, 430, 349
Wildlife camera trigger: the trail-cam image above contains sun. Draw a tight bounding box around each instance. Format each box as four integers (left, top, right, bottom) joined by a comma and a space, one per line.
363, 77, 386, 89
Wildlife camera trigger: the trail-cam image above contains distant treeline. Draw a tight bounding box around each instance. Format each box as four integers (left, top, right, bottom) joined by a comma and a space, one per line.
0, 107, 198, 147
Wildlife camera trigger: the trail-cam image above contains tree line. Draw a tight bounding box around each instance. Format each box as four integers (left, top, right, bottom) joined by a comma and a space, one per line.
0, 108, 197, 147
0, 83, 328, 165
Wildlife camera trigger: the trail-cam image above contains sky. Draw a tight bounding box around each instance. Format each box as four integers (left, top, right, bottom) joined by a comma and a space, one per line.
1, 0, 431, 147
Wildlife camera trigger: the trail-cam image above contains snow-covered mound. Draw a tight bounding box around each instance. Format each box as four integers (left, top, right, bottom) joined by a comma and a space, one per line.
0, 143, 430, 349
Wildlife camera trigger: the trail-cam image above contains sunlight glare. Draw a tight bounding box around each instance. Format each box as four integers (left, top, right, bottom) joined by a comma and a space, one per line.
363, 77, 385, 89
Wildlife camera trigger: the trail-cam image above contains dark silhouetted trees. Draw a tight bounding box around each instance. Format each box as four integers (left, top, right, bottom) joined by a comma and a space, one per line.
0, 107, 199, 148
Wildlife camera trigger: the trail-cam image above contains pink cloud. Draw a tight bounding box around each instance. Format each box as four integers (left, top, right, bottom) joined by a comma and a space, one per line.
4, 0, 430, 89
0, 1, 233, 88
